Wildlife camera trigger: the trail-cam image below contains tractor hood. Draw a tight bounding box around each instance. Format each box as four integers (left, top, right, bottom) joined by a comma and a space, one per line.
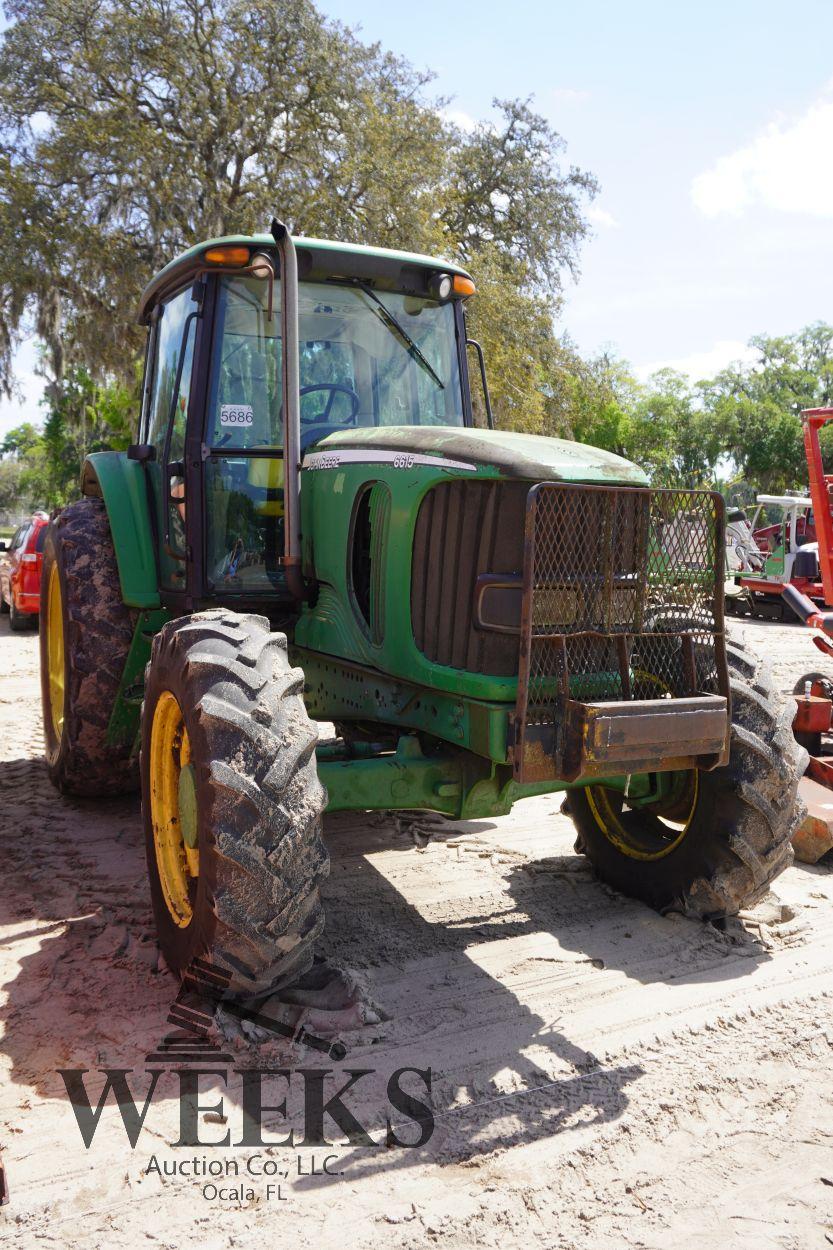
310, 425, 648, 486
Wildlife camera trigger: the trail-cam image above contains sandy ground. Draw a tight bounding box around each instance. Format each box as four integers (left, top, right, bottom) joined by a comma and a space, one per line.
2, 612, 833, 1249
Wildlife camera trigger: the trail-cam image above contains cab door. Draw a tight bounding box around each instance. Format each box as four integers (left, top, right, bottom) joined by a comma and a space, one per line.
202, 272, 287, 597
142, 282, 201, 592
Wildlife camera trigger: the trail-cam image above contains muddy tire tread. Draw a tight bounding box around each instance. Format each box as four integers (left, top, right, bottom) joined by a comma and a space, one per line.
141, 610, 328, 998
40, 497, 138, 796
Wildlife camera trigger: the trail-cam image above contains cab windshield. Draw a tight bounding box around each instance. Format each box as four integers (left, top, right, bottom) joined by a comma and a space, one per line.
203, 273, 465, 593
205, 274, 465, 451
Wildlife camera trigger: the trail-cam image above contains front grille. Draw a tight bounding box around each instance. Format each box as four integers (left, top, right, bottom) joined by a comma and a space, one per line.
411, 480, 528, 674
513, 482, 728, 781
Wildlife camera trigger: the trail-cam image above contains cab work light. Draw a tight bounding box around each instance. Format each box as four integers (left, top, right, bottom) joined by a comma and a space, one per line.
429, 272, 453, 300
203, 245, 251, 266
452, 275, 476, 297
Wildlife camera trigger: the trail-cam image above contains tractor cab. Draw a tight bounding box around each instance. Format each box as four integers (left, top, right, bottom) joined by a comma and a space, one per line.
130, 229, 481, 611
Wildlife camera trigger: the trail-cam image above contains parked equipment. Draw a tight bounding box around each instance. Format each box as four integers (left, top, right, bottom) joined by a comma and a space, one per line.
724, 506, 765, 614
0, 511, 49, 630
39, 224, 804, 997
732, 494, 825, 618
782, 582, 833, 860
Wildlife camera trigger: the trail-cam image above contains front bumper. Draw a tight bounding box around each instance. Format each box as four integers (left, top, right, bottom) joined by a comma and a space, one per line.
521, 694, 730, 783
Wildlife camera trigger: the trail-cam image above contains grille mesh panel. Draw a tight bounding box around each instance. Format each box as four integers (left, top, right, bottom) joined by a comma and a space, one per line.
515, 483, 727, 778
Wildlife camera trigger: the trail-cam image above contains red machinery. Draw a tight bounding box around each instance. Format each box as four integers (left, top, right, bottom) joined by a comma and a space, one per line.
781, 408, 833, 859
802, 407, 833, 604
736, 409, 833, 617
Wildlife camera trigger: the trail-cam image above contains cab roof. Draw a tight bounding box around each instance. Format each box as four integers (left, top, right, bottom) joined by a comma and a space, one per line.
138, 234, 474, 323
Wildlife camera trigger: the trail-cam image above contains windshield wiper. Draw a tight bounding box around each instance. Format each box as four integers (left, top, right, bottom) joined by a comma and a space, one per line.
332, 279, 445, 391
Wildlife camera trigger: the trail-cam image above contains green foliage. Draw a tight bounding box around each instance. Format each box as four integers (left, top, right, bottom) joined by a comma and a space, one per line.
698, 322, 833, 493
464, 245, 571, 433
628, 369, 725, 488
560, 350, 638, 456
1, 368, 137, 507
0, 455, 26, 516
0, 0, 596, 439
1, 421, 41, 458
555, 326, 833, 494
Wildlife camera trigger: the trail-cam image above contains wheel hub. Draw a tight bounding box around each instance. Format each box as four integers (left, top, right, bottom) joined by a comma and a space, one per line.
46, 562, 65, 743
586, 771, 699, 861
149, 691, 199, 926
178, 763, 199, 849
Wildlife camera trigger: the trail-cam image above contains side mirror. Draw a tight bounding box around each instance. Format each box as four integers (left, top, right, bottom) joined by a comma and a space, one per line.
466, 339, 494, 429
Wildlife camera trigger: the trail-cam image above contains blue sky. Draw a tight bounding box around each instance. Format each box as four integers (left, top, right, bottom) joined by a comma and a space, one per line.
3, 0, 833, 434
320, 0, 833, 375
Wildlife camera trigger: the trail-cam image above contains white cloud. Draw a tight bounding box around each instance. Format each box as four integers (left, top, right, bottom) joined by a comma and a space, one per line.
441, 107, 477, 134
586, 205, 618, 229
692, 86, 833, 218
634, 339, 757, 384
550, 87, 591, 105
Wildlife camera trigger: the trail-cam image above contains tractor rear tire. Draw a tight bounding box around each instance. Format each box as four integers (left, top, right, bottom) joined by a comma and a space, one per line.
140, 610, 329, 999
39, 498, 138, 796
568, 640, 807, 917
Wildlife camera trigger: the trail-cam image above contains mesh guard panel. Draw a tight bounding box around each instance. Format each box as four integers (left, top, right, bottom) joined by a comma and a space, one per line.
512, 483, 729, 782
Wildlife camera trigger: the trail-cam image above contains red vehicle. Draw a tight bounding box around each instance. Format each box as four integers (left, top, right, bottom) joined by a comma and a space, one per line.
781, 409, 833, 859
0, 512, 49, 631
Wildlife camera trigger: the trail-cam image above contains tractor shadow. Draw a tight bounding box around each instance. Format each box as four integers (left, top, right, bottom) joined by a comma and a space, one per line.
0, 756, 769, 1175
0, 748, 172, 1105
289, 805, 770, 1180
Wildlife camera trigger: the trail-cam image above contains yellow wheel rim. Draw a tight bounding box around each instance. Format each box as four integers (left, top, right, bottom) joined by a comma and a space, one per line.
586, 771, 699, 861
149, 691, 199, 927
46, 562, 65, 743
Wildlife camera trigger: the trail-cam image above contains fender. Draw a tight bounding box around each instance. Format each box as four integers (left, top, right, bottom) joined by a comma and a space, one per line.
81, 451, 160, 608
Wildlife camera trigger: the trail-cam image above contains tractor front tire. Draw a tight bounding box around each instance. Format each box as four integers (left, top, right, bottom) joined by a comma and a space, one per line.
141, 610, 329, 999
40, 497, 138, 796
568, 641, 807, 917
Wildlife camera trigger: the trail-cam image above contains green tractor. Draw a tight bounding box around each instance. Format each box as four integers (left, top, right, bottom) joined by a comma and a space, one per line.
39, 222, 805, 998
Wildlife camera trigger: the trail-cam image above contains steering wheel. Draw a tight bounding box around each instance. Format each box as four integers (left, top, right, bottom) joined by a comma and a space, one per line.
299, 383, 360, 426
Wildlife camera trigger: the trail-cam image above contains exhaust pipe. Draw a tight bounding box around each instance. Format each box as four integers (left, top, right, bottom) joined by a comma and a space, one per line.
270, 217, 304, 602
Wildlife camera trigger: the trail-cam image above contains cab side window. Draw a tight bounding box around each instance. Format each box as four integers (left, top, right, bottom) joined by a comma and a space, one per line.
143, 284, 199, 587
146, 285, 198, 463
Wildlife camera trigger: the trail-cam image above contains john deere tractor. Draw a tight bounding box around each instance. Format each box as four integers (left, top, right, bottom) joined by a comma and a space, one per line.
39, 222, 805, 998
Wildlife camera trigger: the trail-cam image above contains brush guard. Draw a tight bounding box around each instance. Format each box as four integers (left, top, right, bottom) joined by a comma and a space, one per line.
512, 482, 730, 783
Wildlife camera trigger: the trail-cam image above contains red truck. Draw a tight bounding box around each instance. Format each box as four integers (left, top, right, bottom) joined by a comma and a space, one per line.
0, 512, 49, 630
